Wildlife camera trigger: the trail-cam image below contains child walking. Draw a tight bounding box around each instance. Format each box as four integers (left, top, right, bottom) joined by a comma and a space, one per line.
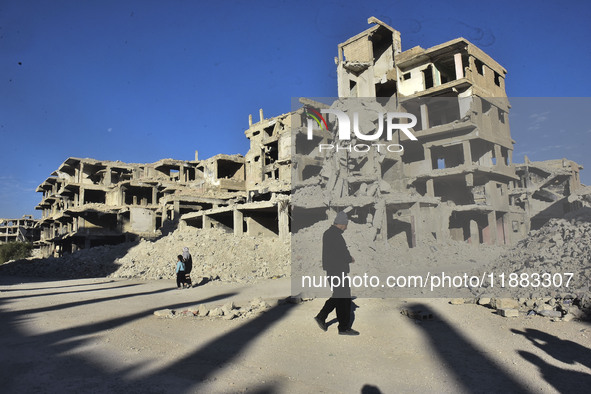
175, 254, 186, 289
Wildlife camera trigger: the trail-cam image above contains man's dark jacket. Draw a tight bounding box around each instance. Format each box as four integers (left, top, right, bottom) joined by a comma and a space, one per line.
322, 225, 353, 276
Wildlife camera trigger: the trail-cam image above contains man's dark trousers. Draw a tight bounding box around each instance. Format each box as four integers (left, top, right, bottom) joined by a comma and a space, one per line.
317, 284, 351, 331
317, 297, 351, 331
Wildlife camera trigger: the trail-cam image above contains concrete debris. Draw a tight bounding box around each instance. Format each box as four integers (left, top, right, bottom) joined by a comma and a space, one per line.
479, 215, 591, 298
537, 310, 562, 318
153, 309, 174, 318
490, 298, 520, 310
0, 226, 289, 283
156, 298, 272, 321
498, 309, 519, 317
401, 308, 434, 321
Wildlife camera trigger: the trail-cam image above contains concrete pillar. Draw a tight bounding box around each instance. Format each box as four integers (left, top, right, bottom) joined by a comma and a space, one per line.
179, 166, 185, 182
233, 209, 243, 236
152, 188, 157, 205
486, 211, 497, 245
203, 214, 211, 229
420, 103, 429, 130
462, 140, 472, 167
79, 188, 85, 206
469, 220, 479, 244
409, 215, 417, 248
278, 203, 289, 240
425, 147, 432, 169
466, 173, 474, 187
105, 167, 112, 186
494, 144, 503, 166
409, 203, 421, 247
426, 179, 435, 197
173, 200, 180, 220
454, 53, 464, 79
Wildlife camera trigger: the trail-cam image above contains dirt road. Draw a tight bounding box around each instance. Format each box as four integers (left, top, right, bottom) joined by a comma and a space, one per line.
1, 276, 590, 393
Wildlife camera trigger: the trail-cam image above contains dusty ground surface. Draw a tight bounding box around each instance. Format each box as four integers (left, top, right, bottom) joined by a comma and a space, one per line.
1, 275, 590, 393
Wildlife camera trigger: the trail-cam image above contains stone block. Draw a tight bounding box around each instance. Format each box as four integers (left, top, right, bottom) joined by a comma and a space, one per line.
154, 309, 174, 318
198, 304, 209, 317
498, 308, 519, 317
491, 298, 520, 310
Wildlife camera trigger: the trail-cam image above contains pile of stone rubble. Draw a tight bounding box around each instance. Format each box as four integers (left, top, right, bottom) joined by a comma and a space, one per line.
0, 226, 290, 283
153, 297, 271, 320
109, 226, 290, 283
469, 212, 591, 320
450, 296, 588, 322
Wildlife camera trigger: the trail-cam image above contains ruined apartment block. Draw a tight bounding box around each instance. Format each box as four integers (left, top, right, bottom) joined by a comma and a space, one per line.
35, 154, 271, 256
36, 157, 198, 256
36, 114, 292, 256
0, 215, 39, 244
292, 17, 577, 247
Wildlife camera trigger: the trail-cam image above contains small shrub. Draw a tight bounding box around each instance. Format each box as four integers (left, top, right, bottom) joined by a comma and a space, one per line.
0, 242, 33, 264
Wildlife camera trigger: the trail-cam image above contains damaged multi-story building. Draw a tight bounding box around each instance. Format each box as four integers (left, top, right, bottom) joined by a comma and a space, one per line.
35, 115, 292, 257
34, 17, 584, 256
180, 109, 291, 239
291, 17, 584, 247
0, 215, 39, 244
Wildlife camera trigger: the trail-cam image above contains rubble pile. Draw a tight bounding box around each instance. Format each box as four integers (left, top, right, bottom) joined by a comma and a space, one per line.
0, 243, 131, 278
110, 226, 290, 283
482, 216, 591, 297
153, 297, 271, 320
293, 220, 506, 283
478, 296, 589, 321
0, 226, 290, 283
464, 213, 591, 320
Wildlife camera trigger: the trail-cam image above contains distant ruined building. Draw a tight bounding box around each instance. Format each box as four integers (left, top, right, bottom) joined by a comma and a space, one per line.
0, 215, 39, 244
34, 17, 584, 256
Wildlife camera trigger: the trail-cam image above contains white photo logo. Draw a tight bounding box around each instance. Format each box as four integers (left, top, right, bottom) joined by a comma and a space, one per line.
305, 107, 418, 153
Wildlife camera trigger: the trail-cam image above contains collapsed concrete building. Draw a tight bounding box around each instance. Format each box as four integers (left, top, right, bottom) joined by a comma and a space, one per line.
33, 17, 585, 256
0, 215, 39, 244
512, 157, 584, 230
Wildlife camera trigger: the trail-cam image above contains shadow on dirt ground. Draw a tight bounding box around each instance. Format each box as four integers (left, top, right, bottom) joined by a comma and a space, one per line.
0, 279, 294, 393
409, 302, 591, 393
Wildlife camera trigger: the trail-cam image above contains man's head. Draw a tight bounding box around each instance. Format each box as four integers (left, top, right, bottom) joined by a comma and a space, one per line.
333, 211, 348, 230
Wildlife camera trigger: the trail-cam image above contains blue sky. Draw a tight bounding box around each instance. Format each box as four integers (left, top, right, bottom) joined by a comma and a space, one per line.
1, 0, 590, 218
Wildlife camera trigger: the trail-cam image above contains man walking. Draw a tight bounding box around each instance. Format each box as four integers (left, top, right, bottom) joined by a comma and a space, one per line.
314, 211, 359, 336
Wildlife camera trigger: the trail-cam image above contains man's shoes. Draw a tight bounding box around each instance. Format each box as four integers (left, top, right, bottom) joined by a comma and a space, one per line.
338, 328, 360, 336
314, 316, 328, 332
